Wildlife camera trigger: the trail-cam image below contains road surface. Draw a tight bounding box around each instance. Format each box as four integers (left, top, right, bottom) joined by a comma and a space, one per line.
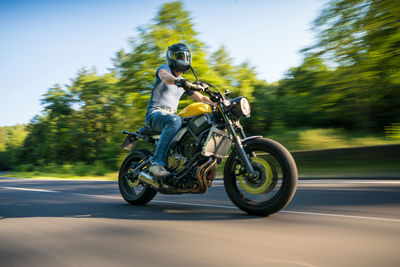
1, 177, 399, 267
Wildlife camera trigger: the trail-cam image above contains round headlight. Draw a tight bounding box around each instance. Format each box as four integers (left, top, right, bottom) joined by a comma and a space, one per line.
240, 97, 251, 117
229, 97, 251, 119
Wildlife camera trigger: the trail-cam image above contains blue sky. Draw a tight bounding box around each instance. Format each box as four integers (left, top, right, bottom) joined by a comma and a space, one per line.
0, 0, 327, 126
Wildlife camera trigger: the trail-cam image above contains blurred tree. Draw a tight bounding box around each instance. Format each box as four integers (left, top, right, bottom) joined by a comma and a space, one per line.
243, 80, 272, 135
68, 70, 121, 166
234, 62, 259, 101
209, 45, 237, 88
306, 0, 400, 130
0, 125, 27, 169
22, 115, 51, 165
113, 1, 225, 115
276, 55, 339, 128
40, 84, 74, 163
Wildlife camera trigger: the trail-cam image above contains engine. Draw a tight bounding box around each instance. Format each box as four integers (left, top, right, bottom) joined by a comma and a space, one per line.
166, 114, 213, 172
167, 151, 187, 171
164, 114, 229, 193
166, 113, 230, 173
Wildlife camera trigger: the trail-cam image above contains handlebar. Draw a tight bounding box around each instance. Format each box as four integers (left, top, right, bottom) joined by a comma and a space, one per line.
185, 81, 207, 92
176, 78, 224, 103
175, 78, 204, 92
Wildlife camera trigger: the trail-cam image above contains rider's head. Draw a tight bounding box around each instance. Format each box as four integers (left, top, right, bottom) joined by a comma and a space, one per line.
166, 43, 192, 73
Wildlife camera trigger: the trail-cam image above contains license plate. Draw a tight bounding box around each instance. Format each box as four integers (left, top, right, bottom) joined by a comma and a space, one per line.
121, 135, 138, 150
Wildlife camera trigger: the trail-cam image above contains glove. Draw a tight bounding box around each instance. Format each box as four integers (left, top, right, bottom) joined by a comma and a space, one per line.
175, 78, 206, 92
175, 78, 190, 90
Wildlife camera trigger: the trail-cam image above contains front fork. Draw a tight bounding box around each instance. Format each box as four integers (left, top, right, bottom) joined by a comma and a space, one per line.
222, 108, 258, 179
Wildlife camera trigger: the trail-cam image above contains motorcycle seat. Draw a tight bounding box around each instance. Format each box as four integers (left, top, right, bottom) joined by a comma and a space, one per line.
137, 126, 161, 136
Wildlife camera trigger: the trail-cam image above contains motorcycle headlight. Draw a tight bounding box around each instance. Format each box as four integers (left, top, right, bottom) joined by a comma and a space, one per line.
230, 97, 251, 119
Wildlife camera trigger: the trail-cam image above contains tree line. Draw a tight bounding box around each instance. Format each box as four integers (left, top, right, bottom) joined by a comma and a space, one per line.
1, 0, 399, 171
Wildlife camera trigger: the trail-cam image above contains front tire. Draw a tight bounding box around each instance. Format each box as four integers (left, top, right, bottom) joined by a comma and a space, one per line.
224, 138, 297, 216
118, 150, 157, 205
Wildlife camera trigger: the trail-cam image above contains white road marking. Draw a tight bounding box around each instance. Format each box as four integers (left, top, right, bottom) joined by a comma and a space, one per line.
0, 186, 59, 193
280, 210, 400, 223
1, 185, 400, 223
212, 180, 400, 186
152, 200, 400, 222
299, 180, 400, 185
71, 193, 120, 199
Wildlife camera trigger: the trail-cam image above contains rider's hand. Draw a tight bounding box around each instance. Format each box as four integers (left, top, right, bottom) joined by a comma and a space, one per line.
195, 82, 209, 90
175, 78, 190, 90
176, 78, 206, 92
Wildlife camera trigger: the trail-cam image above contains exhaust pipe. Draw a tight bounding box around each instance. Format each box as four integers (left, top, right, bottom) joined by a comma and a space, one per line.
138, 171, 160, 189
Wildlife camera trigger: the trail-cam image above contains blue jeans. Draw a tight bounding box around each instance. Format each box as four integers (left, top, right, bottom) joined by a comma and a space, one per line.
145, 108, 182, 166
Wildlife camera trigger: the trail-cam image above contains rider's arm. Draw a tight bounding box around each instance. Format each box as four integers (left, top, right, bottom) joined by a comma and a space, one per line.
158, 69, 178, 85
191, 91, 213, 104
158, 68, 215, 104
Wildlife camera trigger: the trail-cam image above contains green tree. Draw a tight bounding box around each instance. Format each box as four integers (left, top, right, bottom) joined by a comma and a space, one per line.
40, 84, 74, 163
68, 69, 121, 166
275, 55, 339, 128
22, 116, 51, 165
307, 0, 400, 130
0, 125, 27, 169
209, 45, 237, 88
114, 1, 225, 115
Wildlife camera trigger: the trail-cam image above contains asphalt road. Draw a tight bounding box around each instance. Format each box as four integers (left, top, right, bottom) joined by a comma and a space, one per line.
0, 177, 399, 267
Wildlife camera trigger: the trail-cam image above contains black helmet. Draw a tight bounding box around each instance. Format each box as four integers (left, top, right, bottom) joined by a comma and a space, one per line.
166, 43, 192, 73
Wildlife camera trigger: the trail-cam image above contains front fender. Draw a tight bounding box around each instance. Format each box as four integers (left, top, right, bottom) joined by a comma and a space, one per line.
241, 135, 262, 143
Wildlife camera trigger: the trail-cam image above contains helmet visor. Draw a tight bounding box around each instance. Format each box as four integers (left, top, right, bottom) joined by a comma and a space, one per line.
168, 50, 192, 64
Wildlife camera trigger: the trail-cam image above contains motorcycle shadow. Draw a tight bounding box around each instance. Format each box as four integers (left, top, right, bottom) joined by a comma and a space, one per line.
114, 202, 261, 221
0, 200, 265, 221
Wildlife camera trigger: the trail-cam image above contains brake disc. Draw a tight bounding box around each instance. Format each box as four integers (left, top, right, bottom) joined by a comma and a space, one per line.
237, 157, 274, 194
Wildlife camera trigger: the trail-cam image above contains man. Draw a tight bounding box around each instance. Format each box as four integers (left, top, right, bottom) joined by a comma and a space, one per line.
145, 43, 213, 177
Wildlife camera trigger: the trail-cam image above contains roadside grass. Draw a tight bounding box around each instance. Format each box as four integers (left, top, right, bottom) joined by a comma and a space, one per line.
294, 158, 400, 178
3, 161, 119, 181
3, 171, 118, 181
266, 128, 399, 151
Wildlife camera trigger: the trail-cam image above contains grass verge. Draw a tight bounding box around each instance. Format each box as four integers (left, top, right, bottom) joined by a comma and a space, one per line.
2, 171, 119, 181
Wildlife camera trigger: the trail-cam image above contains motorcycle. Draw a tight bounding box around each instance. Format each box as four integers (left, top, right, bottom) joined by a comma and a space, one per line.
119, 60, 297, 216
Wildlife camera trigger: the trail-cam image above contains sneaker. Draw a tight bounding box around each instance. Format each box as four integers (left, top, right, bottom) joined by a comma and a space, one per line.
149, 164, 170, 177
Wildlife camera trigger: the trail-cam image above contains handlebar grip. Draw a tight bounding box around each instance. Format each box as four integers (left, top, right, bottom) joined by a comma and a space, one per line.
186, 82, 204, 92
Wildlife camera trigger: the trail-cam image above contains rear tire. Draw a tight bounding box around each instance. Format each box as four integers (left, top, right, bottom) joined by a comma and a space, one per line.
224, 138, 297, 216
118, 150, 157, 205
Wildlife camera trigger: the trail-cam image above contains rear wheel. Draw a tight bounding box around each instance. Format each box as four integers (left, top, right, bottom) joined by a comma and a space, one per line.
224, 138, 297, 216
118, 150, 157, 205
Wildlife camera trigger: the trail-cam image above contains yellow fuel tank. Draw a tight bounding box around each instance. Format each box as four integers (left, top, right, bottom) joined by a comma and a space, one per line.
178, 102, 212, 118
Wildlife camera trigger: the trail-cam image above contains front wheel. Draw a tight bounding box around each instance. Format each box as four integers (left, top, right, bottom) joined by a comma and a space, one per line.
224, 138, 297, 216
118, 150, 157, 205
